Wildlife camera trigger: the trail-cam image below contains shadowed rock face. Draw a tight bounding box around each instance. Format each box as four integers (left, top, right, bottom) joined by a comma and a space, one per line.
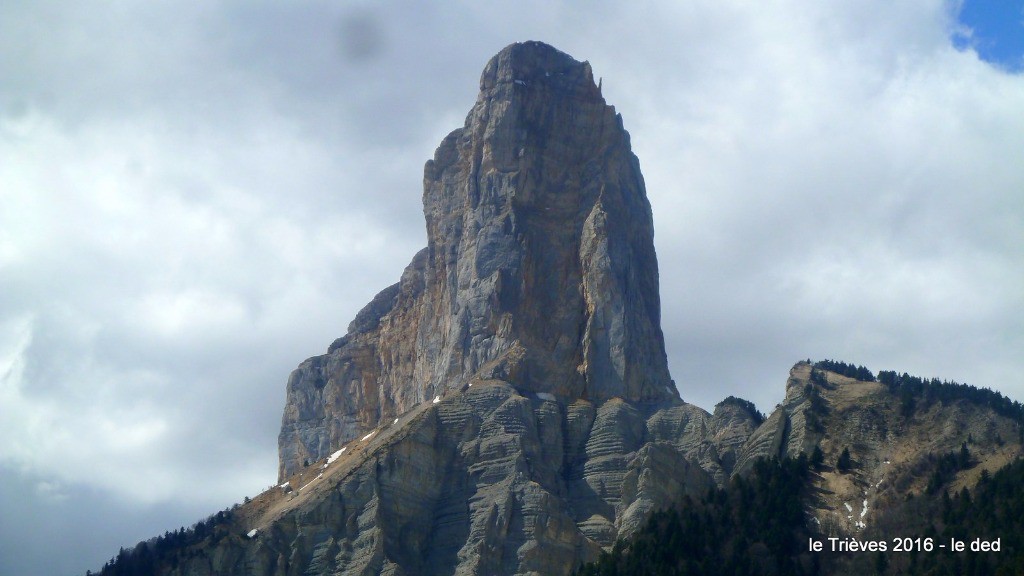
161, 381, 720, 576
123, 361, 1024, 576
279, 41, 677, 481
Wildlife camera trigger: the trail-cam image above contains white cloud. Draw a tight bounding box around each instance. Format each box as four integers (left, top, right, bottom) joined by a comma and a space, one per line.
2, 1, 1023, 574
0, 100, 419, 508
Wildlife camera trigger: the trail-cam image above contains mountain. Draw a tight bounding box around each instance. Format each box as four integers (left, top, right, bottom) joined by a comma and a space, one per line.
278, 40, 677, 482
87, 42, 1023, 576
576, 363, 1024, 575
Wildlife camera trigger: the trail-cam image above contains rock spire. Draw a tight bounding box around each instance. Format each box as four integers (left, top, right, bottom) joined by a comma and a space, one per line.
278, 41, 677, 480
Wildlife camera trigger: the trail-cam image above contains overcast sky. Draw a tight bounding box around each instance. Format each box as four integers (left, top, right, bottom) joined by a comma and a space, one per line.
2, 1, 1022, 574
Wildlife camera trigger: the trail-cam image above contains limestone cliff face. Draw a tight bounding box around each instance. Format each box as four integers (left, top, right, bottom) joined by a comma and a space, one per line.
731, 363, 820, 476
170, 383, 718, 576
279, 41, 677, 480
121, 360, 1022, 575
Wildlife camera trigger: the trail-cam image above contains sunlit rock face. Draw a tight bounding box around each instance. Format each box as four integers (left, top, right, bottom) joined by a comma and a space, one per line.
278, 41, 678, 481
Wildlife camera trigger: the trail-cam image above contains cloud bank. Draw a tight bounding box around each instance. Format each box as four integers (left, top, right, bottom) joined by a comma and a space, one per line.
1, 1, 1021, 574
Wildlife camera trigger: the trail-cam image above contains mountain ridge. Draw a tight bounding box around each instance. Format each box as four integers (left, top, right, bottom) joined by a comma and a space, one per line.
89, 360, 1023, 575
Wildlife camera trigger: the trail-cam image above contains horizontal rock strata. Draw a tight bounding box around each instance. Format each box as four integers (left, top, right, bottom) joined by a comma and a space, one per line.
279, 41, 678, 481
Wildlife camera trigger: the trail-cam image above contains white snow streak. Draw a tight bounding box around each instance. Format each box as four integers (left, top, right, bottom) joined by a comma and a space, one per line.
326, 447, 347, 465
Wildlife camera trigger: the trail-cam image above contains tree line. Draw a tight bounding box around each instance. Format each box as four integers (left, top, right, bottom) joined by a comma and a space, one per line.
877, 370, 1024, 424
87, 506, 238, 576
813, 360, 875, 382
574, 455, 820, 576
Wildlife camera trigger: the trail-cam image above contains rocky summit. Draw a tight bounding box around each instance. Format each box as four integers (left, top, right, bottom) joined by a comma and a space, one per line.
260, 41, 750, 575
278, 40, 678, 481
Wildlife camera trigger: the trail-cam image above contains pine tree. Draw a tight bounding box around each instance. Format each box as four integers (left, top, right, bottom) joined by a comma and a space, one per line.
811, 446, 824, 469
837, 447, 852, 472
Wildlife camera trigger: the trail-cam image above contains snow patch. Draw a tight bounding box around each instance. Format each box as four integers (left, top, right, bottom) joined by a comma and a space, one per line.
247, 529, 258, 538
393, 418, 399, 425
278, 481, 290, 490
855, 520, 866, 530
861, 499, 868, 518
665, 386, 674, 395
361, 431, 376, 441
432, 396, 440, 404
844, 502, 853, 513
536, 392, 556, 402
513, 79, 526, 86
326, 447, 347, 465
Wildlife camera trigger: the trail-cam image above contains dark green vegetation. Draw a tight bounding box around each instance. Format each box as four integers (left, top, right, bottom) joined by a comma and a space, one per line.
851, 456, 1024, 575
574, 451, 1024, 576
877, 370, 1024, 424
836, 447, 852, 473
813, 359, 875, 382
90, 507, 238, 576
574, 456, 821, 576
925, 444, 973, 495
717, 395, 766, 426
574, 361, 1024, 576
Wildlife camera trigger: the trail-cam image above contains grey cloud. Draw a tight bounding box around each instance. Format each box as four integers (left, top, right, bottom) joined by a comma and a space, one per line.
0, 464, 229, 576
2, 2, 1023, 575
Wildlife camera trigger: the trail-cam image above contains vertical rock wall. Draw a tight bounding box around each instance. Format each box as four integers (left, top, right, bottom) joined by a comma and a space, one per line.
278, 42, 677, 480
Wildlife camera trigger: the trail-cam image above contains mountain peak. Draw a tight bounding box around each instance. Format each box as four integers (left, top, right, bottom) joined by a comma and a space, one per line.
479, 41, 601, 98
278, 41, 676, 480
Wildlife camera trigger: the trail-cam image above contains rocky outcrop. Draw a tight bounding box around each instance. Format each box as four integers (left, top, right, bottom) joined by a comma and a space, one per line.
163, 382, 717, 576
732, 362, 819, 475
732, 361, 1024, 535
707, 397, 765, 475
279, 41, 678, 481
121, 359, 1024, 575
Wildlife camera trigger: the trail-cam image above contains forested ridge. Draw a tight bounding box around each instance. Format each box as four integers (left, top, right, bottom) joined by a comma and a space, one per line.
574, 361, 1024, 576
574, 453, 1024, 576
574, 456, 821, 576
90, 361, 1024, 576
